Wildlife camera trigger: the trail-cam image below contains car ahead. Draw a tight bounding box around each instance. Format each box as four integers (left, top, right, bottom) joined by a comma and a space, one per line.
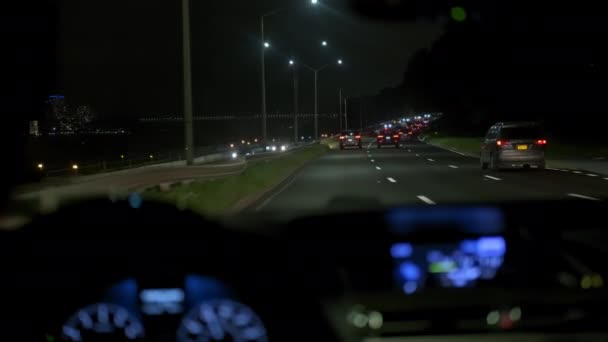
481, 122, 547, 170
339, 130, 362, 149
377, 129, 400, 148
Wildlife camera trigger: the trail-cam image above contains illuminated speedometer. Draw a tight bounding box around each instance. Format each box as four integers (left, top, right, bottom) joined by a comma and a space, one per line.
177, 299, 268, 342
61, 303, 144, 342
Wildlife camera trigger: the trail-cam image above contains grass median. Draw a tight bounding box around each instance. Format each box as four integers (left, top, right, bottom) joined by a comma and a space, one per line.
423, 134, 481, 156
144, 144, 328, 215
424, 134, 608, 159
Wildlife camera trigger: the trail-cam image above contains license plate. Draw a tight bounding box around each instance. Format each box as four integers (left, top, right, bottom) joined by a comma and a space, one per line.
348, 139, 353, 142
517, 145, 528, 150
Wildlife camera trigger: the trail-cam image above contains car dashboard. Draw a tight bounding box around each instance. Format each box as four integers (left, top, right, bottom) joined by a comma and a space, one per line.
3, 198, 608, 341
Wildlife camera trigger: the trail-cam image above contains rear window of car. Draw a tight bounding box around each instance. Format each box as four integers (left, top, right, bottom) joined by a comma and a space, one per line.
501, 126, 543, 139
342, 131, 359, 136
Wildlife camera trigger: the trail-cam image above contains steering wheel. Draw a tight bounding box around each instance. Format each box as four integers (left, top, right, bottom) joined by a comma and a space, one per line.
1, 198, 341, 341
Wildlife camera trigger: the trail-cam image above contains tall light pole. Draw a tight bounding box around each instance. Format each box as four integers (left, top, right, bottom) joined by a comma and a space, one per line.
289, 60, 299, 143
182, 0, 194, 165
261, 12, 278, 142
344, 96, 348, 130
260, 0, 319, 142
338, 88, 342, 131
301, 59, 342, 139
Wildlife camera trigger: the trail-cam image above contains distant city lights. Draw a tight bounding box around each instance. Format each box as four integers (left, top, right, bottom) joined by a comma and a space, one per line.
72, 164, 79, 170
37, 163, 44, 170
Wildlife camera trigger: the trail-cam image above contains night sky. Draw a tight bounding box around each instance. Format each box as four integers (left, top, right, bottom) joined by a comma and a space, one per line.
55, 0, 443, 119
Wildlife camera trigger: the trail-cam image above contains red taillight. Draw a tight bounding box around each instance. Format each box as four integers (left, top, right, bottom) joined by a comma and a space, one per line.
408, 131, 413, 135
339, 136, 345, 140
377, 135, 383, 139
355, 135, 361, 139
536, 139, 547, 145
393, 135, 399, 138
399, 131, 404, 135
496, 140, 510, 146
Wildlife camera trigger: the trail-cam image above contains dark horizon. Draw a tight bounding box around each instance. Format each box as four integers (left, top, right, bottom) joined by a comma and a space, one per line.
50, 0, 443, 120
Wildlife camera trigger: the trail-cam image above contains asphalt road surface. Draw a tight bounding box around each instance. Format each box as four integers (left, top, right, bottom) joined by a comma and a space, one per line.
257, 138, 608, 220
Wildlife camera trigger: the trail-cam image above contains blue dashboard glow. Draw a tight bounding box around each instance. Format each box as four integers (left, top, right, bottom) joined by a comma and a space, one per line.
140, 288, 185, 315
176, 299, 267, 342
399, 262, 421, 280
391, 243, 413, 258
391, 236, 507, 294
184, 274, 231, 308
105, 278, 139, 312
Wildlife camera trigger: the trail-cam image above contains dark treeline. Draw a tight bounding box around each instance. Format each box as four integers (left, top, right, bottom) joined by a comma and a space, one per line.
366, 1, 608, 141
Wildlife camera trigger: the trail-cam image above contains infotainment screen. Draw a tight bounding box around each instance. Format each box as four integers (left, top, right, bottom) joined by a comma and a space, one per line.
391, 236, 506, 294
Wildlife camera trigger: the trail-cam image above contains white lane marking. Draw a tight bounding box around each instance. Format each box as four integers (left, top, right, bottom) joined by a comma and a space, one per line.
568, 193, 601, 201
415, 154, 420, 157
587, 173, 598, 177
387, 177, 397, 183
484, 175, 502, 181
417, 195, 436, 205
427, 158, 435, 162
367, 154, 371, 158
572, 171, 582, 174
448, 165, 459, 169
371, 159, 375, 163
558, 169, 570, 172
376, 166, 382, 170
604, 177, 608, 181
546, 167, 560, 171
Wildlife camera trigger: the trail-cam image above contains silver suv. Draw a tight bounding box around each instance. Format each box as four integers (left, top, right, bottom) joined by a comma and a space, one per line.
481, 122, 547, 170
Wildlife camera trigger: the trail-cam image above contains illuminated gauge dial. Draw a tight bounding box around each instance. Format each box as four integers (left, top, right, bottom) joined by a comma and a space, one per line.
177, 299, 268, 342
61, 303, 144, 341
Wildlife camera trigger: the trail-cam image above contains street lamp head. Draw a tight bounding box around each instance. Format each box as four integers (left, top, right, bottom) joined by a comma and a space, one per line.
264, 42, 270, 48
337, 59, 343, 65
321, 40, 327, 46
289, 60, 294, 65
311, 0, 318, 5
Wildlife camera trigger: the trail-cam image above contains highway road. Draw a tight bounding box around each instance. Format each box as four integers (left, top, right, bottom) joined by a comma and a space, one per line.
256, 138, 608, 220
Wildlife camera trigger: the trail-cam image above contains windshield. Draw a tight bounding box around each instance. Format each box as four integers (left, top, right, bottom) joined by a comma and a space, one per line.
7, 1, 608, 341
5, 0, 608, 220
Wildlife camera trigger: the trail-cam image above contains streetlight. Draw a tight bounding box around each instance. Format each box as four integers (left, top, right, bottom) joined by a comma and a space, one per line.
301, 59, 344, 139
260, 2, 318, 142
289, 59, 300, 143
321, 40, 327, 47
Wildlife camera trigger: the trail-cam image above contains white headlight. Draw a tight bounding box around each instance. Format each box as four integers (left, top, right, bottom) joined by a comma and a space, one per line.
271, 146, 277, 151
266, 146, 270, 150
281, 145, 286, 151
231, 152, 238, 159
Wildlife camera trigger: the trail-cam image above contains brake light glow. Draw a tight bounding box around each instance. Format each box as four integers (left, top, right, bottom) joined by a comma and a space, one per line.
355, 135, 361, 139
339, 136, 345, 140
496, 140, 509, 146
399, 132, 404, 135
393, 135, 399, 138
408, 131, 413, 135
536, 139, 547, 145
377, 135, 383, 139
